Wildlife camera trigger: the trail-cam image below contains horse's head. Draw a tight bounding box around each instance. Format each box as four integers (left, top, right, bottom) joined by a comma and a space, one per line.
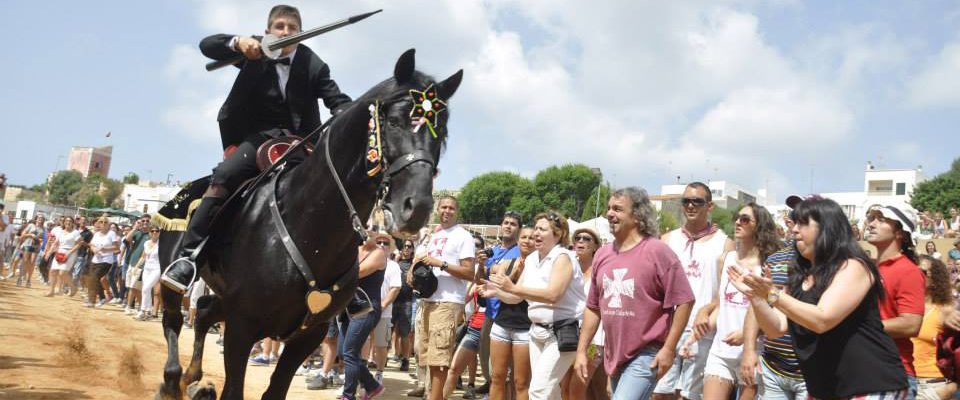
364, 49, 462, 237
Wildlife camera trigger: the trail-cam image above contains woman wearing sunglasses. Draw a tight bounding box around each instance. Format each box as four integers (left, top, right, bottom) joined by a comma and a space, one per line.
563, 228, 608, 400
134, 225, 162, 320
729, 197, 907, 399
692, 203, 778, 400
485, 212, 586, 400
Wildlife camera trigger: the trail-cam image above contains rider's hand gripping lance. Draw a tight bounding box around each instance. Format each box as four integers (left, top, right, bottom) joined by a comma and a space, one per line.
205, 9, 383, 71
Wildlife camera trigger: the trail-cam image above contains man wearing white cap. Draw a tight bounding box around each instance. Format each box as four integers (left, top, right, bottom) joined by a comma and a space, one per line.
865, 204, 924, 399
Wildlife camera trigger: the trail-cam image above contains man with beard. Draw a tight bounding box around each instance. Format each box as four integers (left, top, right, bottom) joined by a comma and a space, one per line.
654, 182, 733, 400
576, 187, 695, 400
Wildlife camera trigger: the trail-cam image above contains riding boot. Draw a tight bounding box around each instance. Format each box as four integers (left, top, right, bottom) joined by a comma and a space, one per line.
161, 196, 223, 293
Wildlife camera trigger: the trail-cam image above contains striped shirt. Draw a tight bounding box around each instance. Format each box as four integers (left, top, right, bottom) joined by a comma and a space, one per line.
761, 242, 803, 379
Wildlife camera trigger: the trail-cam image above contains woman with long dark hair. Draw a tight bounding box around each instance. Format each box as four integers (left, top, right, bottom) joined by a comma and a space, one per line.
729, 197, 907, 399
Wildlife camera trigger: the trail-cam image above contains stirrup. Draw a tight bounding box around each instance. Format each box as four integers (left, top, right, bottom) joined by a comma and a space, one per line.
161, 257, 199, 294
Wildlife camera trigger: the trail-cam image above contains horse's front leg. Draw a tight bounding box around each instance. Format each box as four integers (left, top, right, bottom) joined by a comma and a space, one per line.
220, 318, 259, 400
181, 293, 224, 389
156, 285, 186, 400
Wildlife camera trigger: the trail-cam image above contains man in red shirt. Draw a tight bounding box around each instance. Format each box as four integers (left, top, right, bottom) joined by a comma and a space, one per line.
865, 204, 924, 399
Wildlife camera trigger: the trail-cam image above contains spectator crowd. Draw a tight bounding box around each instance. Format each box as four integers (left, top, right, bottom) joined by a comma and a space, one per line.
3, 183, 960, 400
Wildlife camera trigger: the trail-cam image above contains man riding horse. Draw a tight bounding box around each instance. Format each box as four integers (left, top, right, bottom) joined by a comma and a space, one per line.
161, 4, 352, 292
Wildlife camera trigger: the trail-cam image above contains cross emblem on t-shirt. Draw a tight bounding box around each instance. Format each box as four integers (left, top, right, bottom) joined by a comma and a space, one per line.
602, 268, 635, 309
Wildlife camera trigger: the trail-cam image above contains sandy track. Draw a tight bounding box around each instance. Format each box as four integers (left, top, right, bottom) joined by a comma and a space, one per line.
0, 279, 430, 399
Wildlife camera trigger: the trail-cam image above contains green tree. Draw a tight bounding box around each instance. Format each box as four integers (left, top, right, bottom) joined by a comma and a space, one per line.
47, 170, 84, 205
507, 182, 548, 224
580, 182, 612, 221
911, 157, 960, 213
658, 209, 679, 234
122, 172, 140, 185
82, 193, 106, 208
711, 206, 735, 237
459, 172, 533, 224
531, 164, 601, 220
101, 178, 124, 207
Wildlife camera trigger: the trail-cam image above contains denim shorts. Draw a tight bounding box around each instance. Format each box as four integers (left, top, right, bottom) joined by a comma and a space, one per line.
490, 322, 530, 345
459, 326, 482, 352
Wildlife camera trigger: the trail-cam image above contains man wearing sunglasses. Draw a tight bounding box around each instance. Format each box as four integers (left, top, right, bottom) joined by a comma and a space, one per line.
865, 204, 924, 398
654, 182, 734, 400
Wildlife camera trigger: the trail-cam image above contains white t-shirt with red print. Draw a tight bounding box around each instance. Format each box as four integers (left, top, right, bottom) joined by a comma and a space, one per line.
419, 224, 475, 304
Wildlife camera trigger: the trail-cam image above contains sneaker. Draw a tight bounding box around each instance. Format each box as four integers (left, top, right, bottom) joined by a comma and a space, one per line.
249, 355, 270, 366
269, 355, 279, 364
295, 365, 311, 376
399, 357, 409, 372
474, 382, 490, 395
362, 384, 385, 399
406, 386, 425, 397
375, 370, 383, 384
305, 374, 328, 390
95, 299, 108, 308
331, 373, 344, 386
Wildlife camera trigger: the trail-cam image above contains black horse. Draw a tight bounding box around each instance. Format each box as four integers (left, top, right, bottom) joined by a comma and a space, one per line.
155, 49, 462, 400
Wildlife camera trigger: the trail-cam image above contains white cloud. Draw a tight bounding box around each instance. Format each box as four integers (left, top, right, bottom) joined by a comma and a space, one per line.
905, 40, 960, 109
161, 0, 943, 197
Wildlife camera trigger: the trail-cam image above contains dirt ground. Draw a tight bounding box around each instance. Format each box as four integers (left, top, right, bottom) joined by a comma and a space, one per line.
0, 278, 469, 399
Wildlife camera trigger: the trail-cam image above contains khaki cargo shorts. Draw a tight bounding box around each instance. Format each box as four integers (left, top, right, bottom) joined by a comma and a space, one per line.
416, 301, 463, 367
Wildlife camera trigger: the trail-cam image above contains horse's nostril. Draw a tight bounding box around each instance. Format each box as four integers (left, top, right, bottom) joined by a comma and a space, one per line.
402, 197, 415, 219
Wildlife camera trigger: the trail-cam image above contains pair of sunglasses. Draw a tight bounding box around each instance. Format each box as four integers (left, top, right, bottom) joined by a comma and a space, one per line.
574, 234, 594, 242
681, 197, 707, 207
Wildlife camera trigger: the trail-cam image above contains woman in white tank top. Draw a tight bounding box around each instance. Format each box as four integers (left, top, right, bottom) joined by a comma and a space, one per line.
134, 226, 162, 320
700, 203, 780, 400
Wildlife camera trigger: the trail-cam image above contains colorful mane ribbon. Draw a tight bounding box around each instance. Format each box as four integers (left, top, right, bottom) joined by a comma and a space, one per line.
365, 102, 384, 177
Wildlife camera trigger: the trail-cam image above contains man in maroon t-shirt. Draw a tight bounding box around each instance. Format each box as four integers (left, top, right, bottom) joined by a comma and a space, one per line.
865, 205, 924, 396
575, 187, 695, 400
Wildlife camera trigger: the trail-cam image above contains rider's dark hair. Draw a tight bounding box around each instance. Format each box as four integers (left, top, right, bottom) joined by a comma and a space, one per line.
686, 181, 712, 203
268, 5, 302, 29
788, 197, 883, 300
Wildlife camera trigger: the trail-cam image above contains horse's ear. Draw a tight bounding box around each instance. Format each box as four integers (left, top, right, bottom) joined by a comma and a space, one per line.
394, 49, 416, 84
437, 69, 463, 100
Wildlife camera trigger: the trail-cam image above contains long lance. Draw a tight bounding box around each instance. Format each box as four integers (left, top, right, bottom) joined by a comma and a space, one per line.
205, 9, 382, 71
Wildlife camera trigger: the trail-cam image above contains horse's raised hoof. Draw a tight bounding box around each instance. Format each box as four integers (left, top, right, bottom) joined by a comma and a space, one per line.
187, 381, 217, 400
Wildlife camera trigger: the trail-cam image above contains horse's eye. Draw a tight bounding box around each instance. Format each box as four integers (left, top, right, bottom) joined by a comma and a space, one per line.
387, 116, 402, 128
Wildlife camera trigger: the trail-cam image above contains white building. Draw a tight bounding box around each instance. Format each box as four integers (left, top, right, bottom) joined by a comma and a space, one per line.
121, 183, 182, 215
820, 163, 926, 222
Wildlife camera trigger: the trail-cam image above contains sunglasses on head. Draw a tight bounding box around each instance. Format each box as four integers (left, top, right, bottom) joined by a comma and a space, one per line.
574, 234, 594, 242
681, 197, 707, 207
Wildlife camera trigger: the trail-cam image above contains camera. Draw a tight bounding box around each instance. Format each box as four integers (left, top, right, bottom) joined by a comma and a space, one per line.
481, 248, 494, 258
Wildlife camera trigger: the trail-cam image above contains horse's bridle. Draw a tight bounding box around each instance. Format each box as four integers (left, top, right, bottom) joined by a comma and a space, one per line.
324, 92, 441, 242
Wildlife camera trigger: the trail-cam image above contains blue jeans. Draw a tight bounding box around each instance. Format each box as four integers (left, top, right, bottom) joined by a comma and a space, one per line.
761, 362, 808, 400
338, 310, 381, 399
611, 345, 660, 400
908, 375, 917, 400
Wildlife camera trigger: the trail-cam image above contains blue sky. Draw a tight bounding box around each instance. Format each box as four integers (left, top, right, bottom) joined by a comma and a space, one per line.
1, 0, 956, 203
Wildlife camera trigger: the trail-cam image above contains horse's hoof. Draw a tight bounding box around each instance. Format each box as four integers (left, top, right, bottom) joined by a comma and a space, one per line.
155, 384, 179, 400
187, 381, 217, 400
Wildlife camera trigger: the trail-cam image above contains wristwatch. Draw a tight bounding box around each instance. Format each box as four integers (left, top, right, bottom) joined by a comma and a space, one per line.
767, 287, 783, 307
440, 261, 449, 271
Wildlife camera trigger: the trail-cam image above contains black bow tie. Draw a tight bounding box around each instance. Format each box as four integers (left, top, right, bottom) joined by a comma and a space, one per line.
267, 57, 291, 66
